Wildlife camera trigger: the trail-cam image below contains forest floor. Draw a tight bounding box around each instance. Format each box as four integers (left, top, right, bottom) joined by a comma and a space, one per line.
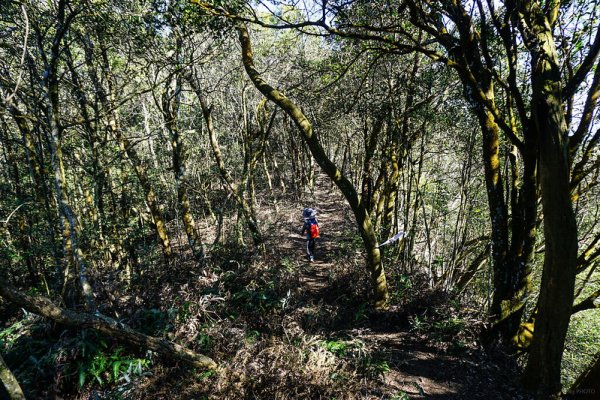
1, 174, 533, 399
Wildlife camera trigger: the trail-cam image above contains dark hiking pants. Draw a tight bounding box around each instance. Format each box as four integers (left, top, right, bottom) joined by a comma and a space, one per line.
306, 238, 316, 259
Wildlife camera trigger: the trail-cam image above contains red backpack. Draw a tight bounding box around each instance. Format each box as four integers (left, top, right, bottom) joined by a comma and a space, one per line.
309, 219, 320, 239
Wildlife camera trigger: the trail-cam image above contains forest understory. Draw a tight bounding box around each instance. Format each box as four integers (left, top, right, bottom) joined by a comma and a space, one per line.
2, 176, 531, 400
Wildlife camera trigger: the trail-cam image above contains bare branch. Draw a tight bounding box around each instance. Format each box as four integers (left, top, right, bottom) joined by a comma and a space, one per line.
0, 202, 33, 225
564, 26, 600, 98
3, 3, 29, 105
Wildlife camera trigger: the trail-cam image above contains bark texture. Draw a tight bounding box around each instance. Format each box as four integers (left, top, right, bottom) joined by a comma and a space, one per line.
518, 1, 578, 395
186, 73, 264, 247
568, 353, 600, 399
0, 353, 26, 400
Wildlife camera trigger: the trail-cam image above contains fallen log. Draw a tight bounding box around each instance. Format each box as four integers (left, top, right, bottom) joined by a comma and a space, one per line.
0, 282, 216, 370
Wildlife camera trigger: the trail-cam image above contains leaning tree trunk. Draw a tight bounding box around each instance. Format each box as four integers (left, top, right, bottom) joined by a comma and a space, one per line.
96, 44, 173, 261
428, 9, 534, 341
64, 45, 109, 261
237, 25, 388, 308
42, 0, 95, 311
0, 280, 216, 370
0, 353, 26, 400
411, 0, 541, 342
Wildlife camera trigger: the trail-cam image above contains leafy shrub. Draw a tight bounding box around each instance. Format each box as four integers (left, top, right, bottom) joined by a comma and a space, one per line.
321, 339, 348, 356
359, 358, 390, 378
76, 345, 151, 388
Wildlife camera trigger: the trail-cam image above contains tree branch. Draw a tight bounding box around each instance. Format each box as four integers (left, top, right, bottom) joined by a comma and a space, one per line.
572, 290, 600, 314
0, 282, 216, 370
569, 60, 600, 153
0, 353, 26, 400
564, 26, 600, 98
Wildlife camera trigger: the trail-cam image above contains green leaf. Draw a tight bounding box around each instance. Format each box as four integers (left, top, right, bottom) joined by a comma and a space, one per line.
113, 361, 122, 381
78, 367, 86, 388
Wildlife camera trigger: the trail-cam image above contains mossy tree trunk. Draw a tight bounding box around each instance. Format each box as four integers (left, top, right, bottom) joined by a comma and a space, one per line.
237, 25, 389, 308
403, 1, 538, 341
40, 0, 95, 311
63, 44, 108, 263
0, 353, 26, 400
95, 44, 173, 261
519, 2, 578, 395
162, 70, 205, 259
186, 73, 264, 248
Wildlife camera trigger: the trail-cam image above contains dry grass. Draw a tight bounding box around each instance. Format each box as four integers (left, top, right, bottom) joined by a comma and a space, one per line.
89, 187, 526, 400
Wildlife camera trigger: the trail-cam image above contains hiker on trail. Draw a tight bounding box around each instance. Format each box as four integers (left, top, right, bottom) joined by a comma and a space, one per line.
300, 207, 320, 262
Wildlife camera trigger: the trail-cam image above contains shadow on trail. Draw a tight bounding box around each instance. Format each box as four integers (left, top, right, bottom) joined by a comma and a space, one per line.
225, 173, 531, 400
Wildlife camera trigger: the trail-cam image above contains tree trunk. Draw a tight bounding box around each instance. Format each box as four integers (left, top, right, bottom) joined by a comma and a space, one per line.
406, 0, 539, 342
95, 45, 173, 261
42, 0, 95, 310
0, 281, 216, 370
64, 44, 108, 261
237, 25, 389, 308
162, 76, 204, 259
5, 99, 58, 289
0, 353, 26, 400
521, 5, 578, 395
0, 118, 37, 285
186, 73, 264, 248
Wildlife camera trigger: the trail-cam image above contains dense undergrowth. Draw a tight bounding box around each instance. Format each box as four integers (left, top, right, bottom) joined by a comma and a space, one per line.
1, 193, 538, 400
0, 257, 513, 399
0, 203, 528, 399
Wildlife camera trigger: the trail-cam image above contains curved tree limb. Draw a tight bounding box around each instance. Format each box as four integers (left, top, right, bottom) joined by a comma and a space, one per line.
568, 352, 600, 398
185, 72, 264, 247
236, 24, 389, 309
0, 282, 216, 370
564, 27, 600, 98
569, 63, 600, 153
577, 231, 600, 274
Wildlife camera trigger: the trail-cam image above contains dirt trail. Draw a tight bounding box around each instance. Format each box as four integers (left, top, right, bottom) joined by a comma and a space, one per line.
267, 174, 528, 399
292, 174, 350, 294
